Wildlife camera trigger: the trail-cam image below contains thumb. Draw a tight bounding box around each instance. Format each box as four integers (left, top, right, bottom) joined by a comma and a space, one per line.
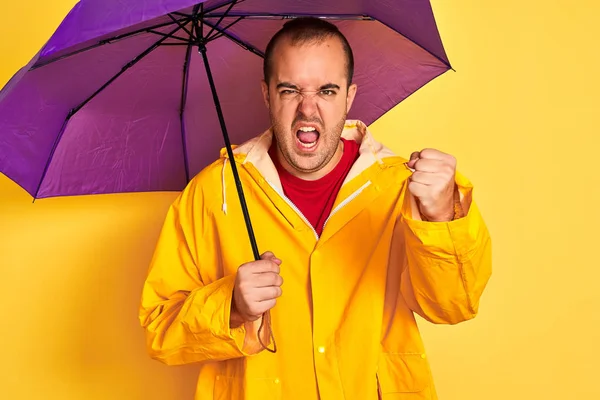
261, 251, 282, 265
406, 151, 420, 169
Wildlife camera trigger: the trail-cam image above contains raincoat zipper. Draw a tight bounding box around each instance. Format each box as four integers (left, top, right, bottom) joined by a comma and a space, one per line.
266, 180, 372, 240
322, 180, 372, 230
266, 180, 319, 240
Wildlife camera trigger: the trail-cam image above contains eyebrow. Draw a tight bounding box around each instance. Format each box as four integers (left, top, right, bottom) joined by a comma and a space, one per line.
275, 82, 341, 91
276, 82, 299, 90
319, 83, 341, 91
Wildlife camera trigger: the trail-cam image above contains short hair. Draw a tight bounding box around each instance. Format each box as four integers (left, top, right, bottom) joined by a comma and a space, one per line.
263, 17, 355, 87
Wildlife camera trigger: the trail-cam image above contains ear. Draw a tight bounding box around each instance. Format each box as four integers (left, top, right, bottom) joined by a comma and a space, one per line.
260, 80, 270, 110
345, 83, 358, 113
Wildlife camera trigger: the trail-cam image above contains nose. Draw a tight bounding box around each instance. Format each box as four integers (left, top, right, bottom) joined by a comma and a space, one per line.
297, 92, 319, 116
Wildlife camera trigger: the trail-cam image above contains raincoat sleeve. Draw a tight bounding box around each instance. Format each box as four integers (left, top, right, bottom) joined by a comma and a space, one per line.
138, 177, 269, 365
398, 171, 492, 324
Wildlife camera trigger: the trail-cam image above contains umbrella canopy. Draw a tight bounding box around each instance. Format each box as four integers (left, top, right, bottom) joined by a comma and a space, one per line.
0, 0, 452, 353
0, 0, 450, 200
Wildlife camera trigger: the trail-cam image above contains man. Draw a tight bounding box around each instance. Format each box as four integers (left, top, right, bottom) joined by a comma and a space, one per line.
139, 17, 492, 400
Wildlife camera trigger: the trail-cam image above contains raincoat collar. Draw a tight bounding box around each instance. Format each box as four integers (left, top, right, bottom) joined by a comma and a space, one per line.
219, 119, 397, 192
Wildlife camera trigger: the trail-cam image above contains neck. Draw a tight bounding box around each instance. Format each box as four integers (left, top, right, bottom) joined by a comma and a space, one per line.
276, 140, 344, 181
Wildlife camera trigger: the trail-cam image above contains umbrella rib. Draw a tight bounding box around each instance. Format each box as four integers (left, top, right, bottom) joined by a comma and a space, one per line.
171, 11, 192, 18
179, 43, 194, 183
33, 24, 186, 198
203, 13, 375, 21
206, 16, 244, 41
372, 18, 453, 70
202, 19, 264, 58
147, 29, 193, 43
202, 12, 452, 69
203, 0, 238, 39
101, 17, 190, 44
30, 17, 190, 70
171, 0, 248, 19
167, 13, 195, 39
175, 0, 249, 29
204, 0, 248, 15
199, 3, 204, 39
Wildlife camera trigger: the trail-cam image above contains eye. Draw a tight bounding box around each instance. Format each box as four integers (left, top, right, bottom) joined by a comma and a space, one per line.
280, 89, 298, 95
320, 89, 336, 96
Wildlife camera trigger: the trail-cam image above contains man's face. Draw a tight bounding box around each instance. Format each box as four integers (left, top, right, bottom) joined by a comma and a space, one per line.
261, 35, 357, 178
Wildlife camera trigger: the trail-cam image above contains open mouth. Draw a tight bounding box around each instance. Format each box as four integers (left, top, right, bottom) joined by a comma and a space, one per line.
296, 126, 320, 150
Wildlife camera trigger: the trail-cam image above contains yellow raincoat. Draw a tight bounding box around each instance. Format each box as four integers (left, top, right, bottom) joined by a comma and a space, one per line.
139, 120, 492, 399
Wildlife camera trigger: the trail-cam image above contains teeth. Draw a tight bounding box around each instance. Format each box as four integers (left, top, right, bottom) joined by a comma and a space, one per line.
298, 126, 316, 132
299, 141, 317, 148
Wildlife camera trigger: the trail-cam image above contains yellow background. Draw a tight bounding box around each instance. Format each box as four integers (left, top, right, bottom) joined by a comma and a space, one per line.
1, 0, 598, 399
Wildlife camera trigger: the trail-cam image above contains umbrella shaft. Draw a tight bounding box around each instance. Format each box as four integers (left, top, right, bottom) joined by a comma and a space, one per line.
198, 45, 261, 262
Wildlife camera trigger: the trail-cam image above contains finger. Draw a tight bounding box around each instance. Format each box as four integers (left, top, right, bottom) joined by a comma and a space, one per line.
418, 148, 445, 160
419, 149, 456, 168
408, 181, 429, 198
406, 152, 420, 169
412, 158, 446, 173
247, 299, 276, 318
255, 272, 283, 288
257, 299, 277, 313
410, 171, 435, 185
260, 251, 282, 265
256, 286, 283, 301
249, 260, 281, 274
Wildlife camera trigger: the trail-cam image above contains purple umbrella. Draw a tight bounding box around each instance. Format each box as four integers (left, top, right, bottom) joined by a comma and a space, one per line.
0, 0, 451, 261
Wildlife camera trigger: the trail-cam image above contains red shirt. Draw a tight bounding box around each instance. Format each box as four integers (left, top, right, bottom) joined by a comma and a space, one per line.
270, 138, 360, 236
